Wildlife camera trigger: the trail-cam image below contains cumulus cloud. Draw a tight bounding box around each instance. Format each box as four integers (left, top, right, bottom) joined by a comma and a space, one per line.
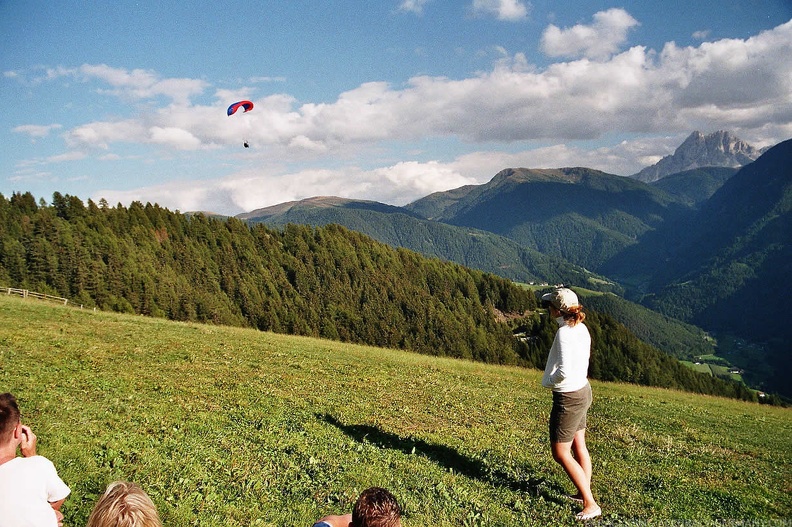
45, 18, 792, 158
540, 8, 640, 60
148, 127, 202, 150
65, 120, 148, 149
471, 0, 529, 21
84, 66, 207, 105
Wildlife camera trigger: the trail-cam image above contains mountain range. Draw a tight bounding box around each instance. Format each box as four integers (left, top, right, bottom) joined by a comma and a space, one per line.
238, 131, 792, 397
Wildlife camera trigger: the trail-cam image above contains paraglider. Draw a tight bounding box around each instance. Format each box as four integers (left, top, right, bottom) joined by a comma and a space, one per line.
227, 100, 254, 116
227, 100, 254, 147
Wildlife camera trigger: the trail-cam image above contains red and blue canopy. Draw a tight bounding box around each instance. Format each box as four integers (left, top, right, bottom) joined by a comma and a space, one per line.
227, 100, 254, 116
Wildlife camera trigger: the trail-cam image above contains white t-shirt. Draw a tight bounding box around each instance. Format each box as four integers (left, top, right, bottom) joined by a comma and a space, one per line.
0, 456, 71, 527
542, 318, 591, 393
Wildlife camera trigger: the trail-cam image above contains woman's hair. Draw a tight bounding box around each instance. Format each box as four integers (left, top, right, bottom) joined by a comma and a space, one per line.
86, 481, 161, 527
561, 305, 586, 327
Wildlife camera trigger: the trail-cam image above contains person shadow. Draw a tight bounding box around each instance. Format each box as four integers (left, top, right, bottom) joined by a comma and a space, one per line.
317, 413, 566, 504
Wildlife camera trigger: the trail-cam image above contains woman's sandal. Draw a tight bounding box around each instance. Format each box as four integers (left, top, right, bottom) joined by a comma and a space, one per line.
576, 506, 602, 521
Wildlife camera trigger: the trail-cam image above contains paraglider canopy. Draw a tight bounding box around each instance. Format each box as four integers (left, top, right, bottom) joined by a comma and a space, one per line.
227, 100, 254, 116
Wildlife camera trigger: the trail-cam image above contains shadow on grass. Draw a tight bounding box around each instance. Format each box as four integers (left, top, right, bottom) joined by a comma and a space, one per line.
317, 413, 565, 504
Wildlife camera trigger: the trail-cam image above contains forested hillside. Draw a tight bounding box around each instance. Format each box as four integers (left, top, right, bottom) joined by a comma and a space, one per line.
239, 196, 615, 291
0, 191, 760, 402
579, 291, 716, 360
0, 192, 533, 365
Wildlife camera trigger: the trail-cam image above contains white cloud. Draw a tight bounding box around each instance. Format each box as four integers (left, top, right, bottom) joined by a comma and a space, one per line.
93, 159, 477, 215
221, 162, 474, 210
288, 135, 329, 152
540, 8, 640, 60
692, 30, 711, 41
148, 127, 202, 150
64, 120, 148, 149
371, 161, 476, 204
47, 151, 87, 163
398, 0, 429, 14
9, 170, 56, 184
471, 0, 529, 21
82, 64, 204, 100
36, 64, 209, 104
50, 17, 792, 162
447, 136, 685, 181
12, 124, 62, 138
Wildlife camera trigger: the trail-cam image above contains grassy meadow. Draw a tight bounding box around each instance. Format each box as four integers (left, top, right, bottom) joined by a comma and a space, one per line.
1, 294, 790, 526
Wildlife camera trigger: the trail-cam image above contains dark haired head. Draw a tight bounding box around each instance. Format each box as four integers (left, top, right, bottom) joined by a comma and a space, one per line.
352, 487, 401, 527
0, 393, 21, 443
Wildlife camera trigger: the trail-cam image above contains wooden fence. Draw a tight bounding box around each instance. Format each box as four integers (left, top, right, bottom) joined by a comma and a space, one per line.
2, 287, 68, 305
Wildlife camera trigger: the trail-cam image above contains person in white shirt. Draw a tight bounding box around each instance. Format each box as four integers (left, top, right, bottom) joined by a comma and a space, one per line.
541, 288, 601, 521
0, 393, 70, 527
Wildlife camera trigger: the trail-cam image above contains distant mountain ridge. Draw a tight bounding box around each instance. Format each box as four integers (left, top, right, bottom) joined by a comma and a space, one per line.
238, 196, 417, 221
239, 192, 610, 289
632, 131, 763, 183
404, 166, 684, 271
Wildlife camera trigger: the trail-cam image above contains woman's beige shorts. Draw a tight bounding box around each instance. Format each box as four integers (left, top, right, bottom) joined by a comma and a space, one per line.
549, 382, 592, 443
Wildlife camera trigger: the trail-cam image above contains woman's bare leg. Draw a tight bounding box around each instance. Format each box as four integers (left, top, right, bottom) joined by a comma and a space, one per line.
552, 432, 599, 517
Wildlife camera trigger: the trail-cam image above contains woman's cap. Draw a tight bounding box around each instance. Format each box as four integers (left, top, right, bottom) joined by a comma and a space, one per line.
541, 287, 580, 312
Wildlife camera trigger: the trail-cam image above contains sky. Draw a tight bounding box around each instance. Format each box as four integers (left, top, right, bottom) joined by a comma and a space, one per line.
2, 1, 791, 216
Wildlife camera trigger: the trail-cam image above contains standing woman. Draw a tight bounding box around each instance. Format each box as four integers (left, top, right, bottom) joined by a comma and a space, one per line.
541, 287, 601, 521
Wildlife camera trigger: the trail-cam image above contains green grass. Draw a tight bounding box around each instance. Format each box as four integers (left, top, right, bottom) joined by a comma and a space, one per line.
1, 295, 790, 526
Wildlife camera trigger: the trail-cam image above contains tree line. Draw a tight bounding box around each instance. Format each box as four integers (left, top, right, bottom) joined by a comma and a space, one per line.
0, 192, 763, 403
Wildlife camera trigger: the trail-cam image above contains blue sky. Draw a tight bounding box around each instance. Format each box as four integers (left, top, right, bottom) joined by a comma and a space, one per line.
2, 0, 791, 215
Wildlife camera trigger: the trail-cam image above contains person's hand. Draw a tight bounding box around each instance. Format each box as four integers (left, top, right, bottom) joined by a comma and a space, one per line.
19, 424, 37, 457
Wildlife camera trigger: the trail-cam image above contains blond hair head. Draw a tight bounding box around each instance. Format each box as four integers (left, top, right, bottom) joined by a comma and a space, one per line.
86, 481, 161, 527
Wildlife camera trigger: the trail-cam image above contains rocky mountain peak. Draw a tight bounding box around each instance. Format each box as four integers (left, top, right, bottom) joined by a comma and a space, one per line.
632, 130, 762, 183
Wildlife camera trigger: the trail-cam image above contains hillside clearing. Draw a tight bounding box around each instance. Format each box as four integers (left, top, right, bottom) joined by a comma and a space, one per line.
1, 295, 790, 526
